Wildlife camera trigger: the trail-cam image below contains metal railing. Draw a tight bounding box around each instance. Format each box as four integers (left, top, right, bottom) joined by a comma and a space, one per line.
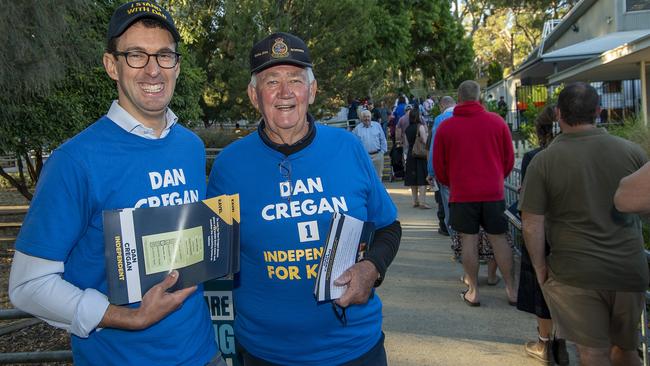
0, 309, 72, 364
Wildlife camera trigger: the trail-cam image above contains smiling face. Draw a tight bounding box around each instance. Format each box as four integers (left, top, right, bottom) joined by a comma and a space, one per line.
103, 21, 180, 130
248, 64, 317, 144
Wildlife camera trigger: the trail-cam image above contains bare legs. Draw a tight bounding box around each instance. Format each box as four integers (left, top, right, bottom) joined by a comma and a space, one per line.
410, 186, 430, 208
460, 233, 480, 303
460, 232, 515, 304
487, 233, 516, 303
610, 345, 641, 366
538, 317, 552, 339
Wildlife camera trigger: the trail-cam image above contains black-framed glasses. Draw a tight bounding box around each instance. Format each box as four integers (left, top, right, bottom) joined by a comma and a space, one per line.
332, 302, 347, 326
112, 50, 181, 69
278, 157, 292, 202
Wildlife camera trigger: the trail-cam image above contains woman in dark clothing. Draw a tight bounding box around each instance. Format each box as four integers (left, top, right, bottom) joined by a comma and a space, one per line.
517, 104, 568, 365
404, 108, 430, 208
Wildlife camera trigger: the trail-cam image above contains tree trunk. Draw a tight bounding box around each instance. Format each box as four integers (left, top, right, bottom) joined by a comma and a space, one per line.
0, 166, 33, 201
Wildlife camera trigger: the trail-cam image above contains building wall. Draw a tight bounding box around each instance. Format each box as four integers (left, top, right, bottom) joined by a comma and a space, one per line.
549, 0, 616, 51
618, 0, 650, 31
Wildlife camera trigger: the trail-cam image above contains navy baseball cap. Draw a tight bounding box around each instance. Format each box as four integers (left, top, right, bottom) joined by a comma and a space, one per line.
250, 32, 312, 74
107, 1, 180, 43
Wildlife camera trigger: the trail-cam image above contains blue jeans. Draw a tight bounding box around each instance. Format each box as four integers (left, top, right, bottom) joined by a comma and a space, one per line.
439, 183, 455, 237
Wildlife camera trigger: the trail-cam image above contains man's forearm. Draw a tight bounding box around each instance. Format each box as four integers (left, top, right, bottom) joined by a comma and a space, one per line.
9, 251, 109, 338
615, 161, 650, 214
522, 212, 547, 284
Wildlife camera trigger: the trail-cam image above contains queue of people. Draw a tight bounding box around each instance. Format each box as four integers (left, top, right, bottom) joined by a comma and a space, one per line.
428, 80, 649, 366
7, 2, 650, 365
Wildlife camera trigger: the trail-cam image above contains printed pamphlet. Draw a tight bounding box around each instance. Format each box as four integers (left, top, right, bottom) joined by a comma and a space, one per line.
314, 212, 374, 302
103, 194, 240, 305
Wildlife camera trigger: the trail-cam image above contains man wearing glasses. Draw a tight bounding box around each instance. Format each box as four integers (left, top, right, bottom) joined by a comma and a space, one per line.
9, 2, 223, 365
208, 32, 402, 365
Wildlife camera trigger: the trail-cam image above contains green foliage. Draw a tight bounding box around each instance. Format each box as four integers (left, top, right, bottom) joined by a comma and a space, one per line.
0, 0, 206, 200
607, 117, 650, 156
194, 128, 245, 149
170, 44, 207, 126
607, 117, 650, 249
162, 0, 473, 121
486, 61, 503, 86
408, 0, 475, 90
465, 1, 576, 75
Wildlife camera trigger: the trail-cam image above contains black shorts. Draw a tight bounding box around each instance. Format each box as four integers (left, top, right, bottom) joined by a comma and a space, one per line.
449, 200, 507, 235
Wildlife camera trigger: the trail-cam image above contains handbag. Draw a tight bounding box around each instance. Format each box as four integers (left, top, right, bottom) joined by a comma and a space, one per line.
411, 126, 428, 158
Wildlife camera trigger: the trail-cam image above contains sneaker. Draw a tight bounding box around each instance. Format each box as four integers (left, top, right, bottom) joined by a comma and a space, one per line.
524, 339, 551, 364
552, 338, 569, 365
438, 228, 450, 236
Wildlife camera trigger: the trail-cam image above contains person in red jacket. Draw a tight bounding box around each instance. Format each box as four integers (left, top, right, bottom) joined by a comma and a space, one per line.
433, 80, 515, 307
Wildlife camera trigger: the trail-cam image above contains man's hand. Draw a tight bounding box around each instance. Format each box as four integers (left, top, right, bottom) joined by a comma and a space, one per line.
334, 260, 378, 307
99, 270, 196, 330
426, 175, 434, 185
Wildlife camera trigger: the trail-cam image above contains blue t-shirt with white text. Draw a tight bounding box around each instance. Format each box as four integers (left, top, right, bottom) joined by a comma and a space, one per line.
208, 124, 397, 365
16, 117, 217, 366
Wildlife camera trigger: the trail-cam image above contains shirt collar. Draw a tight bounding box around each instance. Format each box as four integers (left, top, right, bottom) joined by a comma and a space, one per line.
444, 106, 455, 114
106, 100, 178, 139
258, 114, 316, 155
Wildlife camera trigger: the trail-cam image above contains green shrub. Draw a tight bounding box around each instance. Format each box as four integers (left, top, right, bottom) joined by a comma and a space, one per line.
607, 117, 650, 249
607, 117, 650, 156
194, 128, 249, 148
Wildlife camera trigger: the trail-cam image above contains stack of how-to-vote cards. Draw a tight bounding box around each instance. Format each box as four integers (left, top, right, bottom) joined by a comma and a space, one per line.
103, 194, 240, 305
314, 212, 375, 302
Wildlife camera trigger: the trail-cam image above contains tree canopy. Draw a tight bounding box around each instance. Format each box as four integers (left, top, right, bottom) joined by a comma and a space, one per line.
455, 0, 578, 80
2, 1, 478, 199
0, 0, 205, 199
162, 0, 474, 122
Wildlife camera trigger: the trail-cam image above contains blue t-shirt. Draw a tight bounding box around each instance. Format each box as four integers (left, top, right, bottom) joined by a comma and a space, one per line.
428, 109, 454, 176
15, 117, 217, 366
208, 124, 397, 365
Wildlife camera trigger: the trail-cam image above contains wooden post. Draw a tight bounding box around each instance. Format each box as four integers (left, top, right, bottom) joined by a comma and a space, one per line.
642, 60, 648, 126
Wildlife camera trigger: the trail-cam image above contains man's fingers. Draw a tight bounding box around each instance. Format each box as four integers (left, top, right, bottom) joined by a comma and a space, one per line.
336, 293, 352, 308
172, 285, 197, 301
158, 270, 180, 291
334, 270, 352, 286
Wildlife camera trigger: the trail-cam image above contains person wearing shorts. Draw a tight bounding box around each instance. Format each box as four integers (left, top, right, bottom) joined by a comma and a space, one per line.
520, 82, 648, 365
433, 80, 515, 307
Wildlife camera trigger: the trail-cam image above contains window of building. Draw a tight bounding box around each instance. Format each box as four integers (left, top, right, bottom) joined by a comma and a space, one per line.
626, 0, 650, 12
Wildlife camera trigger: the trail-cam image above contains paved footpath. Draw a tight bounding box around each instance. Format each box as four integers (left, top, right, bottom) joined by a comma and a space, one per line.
377, 182, 578, 366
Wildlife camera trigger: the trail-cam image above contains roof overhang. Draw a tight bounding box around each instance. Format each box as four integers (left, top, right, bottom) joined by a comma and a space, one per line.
510, 31, 650, 85
549, 34, 650, 84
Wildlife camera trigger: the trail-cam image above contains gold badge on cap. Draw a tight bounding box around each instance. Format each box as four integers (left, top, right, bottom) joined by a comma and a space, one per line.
271, 37, 289, 59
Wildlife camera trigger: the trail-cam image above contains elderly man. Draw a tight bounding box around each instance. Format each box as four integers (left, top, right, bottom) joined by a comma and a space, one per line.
207, 32, 401, 365
521, 82, 648, 366
433, 80, 515, 307
352, 109, 388, 179
9, 2, 221, 365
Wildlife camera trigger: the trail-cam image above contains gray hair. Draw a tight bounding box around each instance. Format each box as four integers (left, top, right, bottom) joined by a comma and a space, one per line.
249, 67, 315, 87
440, 96, 455, 108
457, 80, 481, 102
360, 109, 371, 118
